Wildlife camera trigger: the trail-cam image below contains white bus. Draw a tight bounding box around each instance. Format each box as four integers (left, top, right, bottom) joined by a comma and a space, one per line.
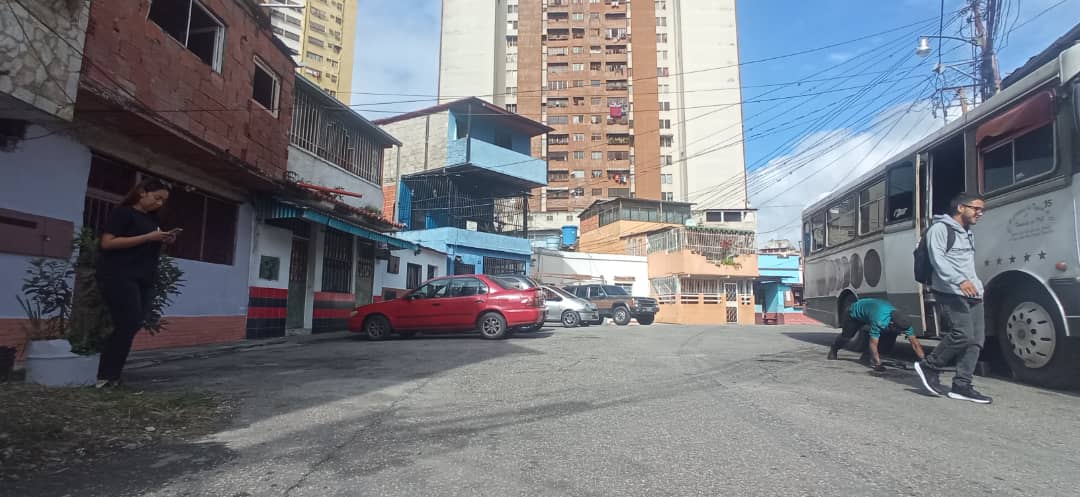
801, 41, 1080, 389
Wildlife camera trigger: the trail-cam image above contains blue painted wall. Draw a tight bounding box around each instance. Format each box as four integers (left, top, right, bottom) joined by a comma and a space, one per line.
447, 109, 532, 155
0, 128, 91, 318
167, 204, 254, 317
395, 227, 532, 273
755, 254, 802, 314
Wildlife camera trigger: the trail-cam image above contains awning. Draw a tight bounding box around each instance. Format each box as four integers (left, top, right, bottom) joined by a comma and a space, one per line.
260, 200, 418, 251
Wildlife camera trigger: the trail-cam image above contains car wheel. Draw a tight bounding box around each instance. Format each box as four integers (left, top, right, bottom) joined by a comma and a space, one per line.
478, 312, 509, 340
996, 287, 1080, 389
637, 314, 655, 325
364, 315, 391, 341
612, 306, 631, 326
517, 323, 543, 333
561, 310, 581, 328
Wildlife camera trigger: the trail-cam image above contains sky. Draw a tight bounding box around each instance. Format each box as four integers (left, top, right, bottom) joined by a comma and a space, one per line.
349, 0, 1080, 244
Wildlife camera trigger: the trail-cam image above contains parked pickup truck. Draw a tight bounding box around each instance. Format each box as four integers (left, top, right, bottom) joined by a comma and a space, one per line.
562, 284, 658, 326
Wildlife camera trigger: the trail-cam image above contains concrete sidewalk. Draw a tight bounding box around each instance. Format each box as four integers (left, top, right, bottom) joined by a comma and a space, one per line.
126, 330, 352, 370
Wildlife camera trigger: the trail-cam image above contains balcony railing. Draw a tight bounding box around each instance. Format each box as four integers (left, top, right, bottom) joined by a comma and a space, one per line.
647, 227, 757, 259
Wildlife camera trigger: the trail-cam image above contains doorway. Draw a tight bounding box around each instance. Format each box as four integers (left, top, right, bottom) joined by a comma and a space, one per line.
724, 283, 739, 323
927, 135, 966, 218
355, 241, 375, 306
286, 237, 309, 330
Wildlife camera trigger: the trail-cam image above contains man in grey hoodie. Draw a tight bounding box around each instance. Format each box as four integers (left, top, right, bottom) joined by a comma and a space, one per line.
914, 192, 992, 404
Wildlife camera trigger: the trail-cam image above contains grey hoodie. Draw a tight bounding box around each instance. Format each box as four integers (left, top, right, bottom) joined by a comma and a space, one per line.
927, 214, 983, 298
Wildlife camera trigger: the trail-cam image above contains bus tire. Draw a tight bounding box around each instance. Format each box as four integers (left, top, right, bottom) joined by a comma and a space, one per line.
995, 287, 1080, 389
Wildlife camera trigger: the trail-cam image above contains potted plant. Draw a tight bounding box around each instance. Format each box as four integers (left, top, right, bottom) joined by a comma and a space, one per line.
17, 229, 184, 387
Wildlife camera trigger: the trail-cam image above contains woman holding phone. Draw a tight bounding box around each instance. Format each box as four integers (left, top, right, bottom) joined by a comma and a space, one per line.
96, 177, 178, 388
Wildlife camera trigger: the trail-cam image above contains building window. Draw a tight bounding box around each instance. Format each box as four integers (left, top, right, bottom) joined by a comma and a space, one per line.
573, 46, 584, 54
661, 192, 674, 201
572, 187, 585, 197
660, 135, 673, 147
661, 173, 672, 184
148, 0, 225, 71
321, 229, 353, 293
308, 36, 325, 48
659, 119, 671, 129
590, 115, 602, 124
427, 264, 438, 280
659, 101, 671, 111
657, 67, 669, 77
573, 133, 585, 142
592, 188, 603, 196
656, 17, 667, 27
656, 33, 668, 43
548, 115, 568, 125
658, 50, 668, 60
571, 170, 585, 179
508, 4, 517, 13
591, 133, 602, 141
406, 263, 423, 290
548, 81, 568, 90
252, 58, 280, 116
506, 86, 517, 95
591, 151, 603, 160
661, 155, 673, 166
309, 21, 326, 33
572, 12, 584, 21
506, 35, 518, 48
387, 255, 400, 274
573, 63, 585, 72
306, 52, 324, 63
592, 169, 603, 178
505, 103, 517, 113
548, 189, 570, 199
572, 115, 584, 124
608, 188, 630, 198
157, 187, 238, 265
574, 151, 585, 160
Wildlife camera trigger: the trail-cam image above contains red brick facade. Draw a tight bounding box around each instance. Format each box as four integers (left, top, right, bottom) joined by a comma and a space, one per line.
80, 0, 295, 179
382, 184, 397, 222
0, 316, 245, 358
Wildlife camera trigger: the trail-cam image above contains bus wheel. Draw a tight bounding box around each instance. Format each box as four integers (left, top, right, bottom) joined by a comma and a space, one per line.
996, 289, 1080, 389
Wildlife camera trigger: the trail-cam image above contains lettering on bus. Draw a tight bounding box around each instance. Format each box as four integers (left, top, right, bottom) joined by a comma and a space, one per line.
1007, 199, 1056, 241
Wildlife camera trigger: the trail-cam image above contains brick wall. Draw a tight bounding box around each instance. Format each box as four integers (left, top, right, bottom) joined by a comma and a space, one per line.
0, 315, 246, 357
80, 0, 295, 178
382, 184, 396, 222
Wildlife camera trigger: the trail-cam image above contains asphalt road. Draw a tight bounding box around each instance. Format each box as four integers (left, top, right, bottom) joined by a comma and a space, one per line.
12, 324, 1080, 497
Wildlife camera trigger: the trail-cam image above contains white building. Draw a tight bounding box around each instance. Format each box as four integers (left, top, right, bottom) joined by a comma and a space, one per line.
531, 248, 649, 297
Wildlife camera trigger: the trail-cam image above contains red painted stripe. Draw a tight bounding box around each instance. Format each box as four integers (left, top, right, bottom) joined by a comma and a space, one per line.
314, 292, 355, 302
247, 307, 287, 319
250, 287, 288, 299
312, 308, 352, 319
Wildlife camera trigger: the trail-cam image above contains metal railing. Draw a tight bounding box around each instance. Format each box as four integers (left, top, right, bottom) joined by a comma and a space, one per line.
646, 227, 756, 260
291, 87, 382, 184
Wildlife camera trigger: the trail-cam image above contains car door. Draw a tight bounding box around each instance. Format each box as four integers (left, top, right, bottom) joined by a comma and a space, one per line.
444, 277, 489, 329
401, 279, 452, 330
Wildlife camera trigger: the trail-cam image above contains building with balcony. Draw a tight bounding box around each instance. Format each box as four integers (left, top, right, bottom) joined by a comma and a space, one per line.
266, 0, 357, 103
248, 76, 409, 337
375, 97, 552, 276
1, 0, 299, 352
754, 240, 807, 325
437, 0, 751, 230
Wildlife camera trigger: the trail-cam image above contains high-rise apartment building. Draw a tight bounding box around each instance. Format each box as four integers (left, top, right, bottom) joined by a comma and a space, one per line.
268, 0, 357, 103
438, 0, 752, 234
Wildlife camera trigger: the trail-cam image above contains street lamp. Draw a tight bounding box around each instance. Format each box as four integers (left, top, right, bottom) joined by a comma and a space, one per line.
915, 35, 981, 57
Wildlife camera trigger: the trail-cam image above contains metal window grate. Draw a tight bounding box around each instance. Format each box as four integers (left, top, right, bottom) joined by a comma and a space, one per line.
321, 229, 353, 293
291, 88, 382, 184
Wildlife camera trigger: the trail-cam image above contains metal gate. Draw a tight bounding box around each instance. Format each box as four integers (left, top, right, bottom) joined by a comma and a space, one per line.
724, 283, 739, 323
286, 237, 309, 329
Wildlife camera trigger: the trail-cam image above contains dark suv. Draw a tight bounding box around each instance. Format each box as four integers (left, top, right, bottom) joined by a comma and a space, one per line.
563, 284, 658, 326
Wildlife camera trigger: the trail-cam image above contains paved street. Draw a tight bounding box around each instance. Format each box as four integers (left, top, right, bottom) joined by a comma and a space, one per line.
12, 324, 1080, 497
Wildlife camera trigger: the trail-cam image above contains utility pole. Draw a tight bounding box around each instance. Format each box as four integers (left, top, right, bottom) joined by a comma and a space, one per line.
969, 0, 1002, 101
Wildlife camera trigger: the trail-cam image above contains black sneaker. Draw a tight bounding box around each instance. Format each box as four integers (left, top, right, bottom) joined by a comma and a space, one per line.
948, 385, 992, 404
827, 348, 838, 360
914, 361, 945, 396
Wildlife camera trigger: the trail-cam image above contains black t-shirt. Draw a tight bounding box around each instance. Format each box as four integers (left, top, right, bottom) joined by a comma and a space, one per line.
100, 206, 162, 279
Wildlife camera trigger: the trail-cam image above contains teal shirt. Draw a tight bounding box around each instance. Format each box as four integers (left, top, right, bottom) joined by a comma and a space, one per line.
848, 298, 913, 339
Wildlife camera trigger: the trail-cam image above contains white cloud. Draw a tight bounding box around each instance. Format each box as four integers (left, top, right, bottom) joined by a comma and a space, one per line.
827, 52, 851, 63
749, 101, 943, 247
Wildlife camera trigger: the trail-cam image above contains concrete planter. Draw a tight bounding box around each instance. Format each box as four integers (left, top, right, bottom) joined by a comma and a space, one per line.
24, 339, 99, 387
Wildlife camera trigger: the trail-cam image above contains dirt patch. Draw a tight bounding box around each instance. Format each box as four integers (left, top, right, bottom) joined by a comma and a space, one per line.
0, 383, 230, 481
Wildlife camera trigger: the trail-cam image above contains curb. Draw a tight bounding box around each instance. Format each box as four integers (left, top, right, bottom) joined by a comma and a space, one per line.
126, 331, 352, 370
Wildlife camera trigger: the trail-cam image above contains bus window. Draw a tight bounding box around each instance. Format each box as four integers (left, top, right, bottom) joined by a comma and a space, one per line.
858, 180, 885, 234
982, 124, 1054, 192
802, 222, 812, 256
811, 211, 826, 252
886, 163, 914, 223
826, 197, 856, 246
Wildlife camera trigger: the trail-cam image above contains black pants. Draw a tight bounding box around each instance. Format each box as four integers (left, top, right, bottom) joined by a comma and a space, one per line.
98, 275, 154, 381
832, 319, 868, 351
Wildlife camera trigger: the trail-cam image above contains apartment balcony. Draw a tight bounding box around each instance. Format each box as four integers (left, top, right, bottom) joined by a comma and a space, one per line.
446, 138, 547, 192
645, 227, 759, 279
548, 0, 570, 9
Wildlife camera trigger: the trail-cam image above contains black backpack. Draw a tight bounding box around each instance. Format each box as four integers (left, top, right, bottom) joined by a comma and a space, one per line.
913, 222, 956, 285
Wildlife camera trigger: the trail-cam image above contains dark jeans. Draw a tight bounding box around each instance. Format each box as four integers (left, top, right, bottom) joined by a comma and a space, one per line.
924, 292, 984, 388
98, 275, 154, 381
832, 319, 868, 351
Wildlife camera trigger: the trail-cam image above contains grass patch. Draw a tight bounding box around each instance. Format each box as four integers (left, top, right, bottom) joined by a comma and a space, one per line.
0, 383, 227, 481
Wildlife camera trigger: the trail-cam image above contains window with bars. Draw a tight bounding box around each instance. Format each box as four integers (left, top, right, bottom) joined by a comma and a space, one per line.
291, 85, 384, 184
321, 229, 353, 293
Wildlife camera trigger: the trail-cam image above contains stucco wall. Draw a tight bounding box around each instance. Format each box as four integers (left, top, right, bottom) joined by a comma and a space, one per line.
532, 249, 650, 297
248, 223, 293, 290
287, 145, 384, 211
373, 248, 447, 297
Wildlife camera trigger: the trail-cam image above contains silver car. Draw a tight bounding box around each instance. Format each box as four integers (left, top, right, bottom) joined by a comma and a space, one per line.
541, 285, 600, 328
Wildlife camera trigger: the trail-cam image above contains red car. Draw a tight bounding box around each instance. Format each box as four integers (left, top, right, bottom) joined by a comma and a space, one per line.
348, 274, 545, 340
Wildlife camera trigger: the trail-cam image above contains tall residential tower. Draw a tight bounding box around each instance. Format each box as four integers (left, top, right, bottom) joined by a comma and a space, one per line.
268, 0, 358, 103
438, 0, 752, 235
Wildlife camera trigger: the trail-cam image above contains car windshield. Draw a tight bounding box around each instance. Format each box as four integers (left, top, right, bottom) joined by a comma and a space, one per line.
602, 285, 629, 296
546, 286, 576, 300
490, 275, 537, 290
